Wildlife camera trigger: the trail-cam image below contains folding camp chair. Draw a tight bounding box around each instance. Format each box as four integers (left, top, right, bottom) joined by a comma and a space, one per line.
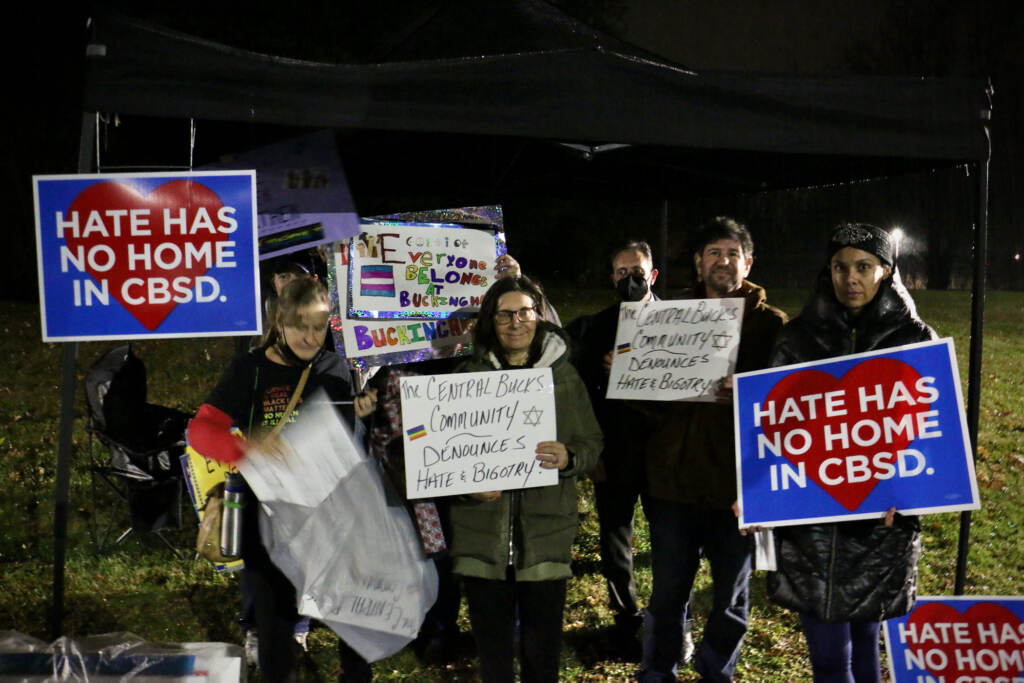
84, 344, 191, 554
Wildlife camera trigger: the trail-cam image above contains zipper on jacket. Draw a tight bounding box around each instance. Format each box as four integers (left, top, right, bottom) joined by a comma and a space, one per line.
506, 491, 519, 567
825, 525, 838, 619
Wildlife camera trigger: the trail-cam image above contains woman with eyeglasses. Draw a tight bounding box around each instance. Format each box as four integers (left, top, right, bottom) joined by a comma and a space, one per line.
448, 275, 602, 682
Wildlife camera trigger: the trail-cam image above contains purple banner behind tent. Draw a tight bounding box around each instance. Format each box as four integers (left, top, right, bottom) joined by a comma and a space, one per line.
203, 130, 359, 258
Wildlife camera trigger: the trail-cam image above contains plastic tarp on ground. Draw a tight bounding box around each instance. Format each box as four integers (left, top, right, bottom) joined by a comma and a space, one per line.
0, 631, 243, 682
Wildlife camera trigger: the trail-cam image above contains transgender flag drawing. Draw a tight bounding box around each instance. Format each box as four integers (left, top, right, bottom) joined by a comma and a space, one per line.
360, 265, 396, 298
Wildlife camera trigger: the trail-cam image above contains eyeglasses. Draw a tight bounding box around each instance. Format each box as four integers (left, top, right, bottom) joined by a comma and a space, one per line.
493, 306, 538, 325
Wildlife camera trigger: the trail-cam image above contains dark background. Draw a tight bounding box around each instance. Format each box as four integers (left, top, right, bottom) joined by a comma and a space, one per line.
8, 1, 1022, 301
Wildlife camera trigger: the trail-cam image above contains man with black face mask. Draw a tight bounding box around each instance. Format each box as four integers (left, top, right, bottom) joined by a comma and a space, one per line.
566, 240, 662, 660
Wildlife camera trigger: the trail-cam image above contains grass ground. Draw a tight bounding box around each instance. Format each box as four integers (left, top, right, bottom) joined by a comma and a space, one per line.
1, 287, 1021, 681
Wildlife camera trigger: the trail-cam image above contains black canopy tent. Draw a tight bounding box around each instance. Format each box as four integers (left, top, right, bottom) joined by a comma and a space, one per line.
50, 1, 991, 636
81, 4, 990, 199
84, 3, 988, 160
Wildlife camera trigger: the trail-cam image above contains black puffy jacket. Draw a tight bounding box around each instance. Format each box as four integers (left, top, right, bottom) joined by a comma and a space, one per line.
766, 270, 936, 623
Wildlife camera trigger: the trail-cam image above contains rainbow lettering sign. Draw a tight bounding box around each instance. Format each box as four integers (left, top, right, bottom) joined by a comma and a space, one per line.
331, 242, 477, 363
734, 339, 979, 527
882, 597, 1024, 683
348, 221, 496, 318
33, 171, 260, 341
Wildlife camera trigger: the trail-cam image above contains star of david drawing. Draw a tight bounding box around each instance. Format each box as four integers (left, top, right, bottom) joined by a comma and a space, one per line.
712, 333, 734, 349
522, 406, 544, 427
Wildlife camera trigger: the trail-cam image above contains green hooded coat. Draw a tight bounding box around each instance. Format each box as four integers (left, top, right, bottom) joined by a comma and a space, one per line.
449, 323, 603, 581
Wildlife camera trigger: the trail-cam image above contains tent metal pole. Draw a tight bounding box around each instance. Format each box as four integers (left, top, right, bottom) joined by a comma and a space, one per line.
954, 132, 991, 595
50, 112, 95, 639
658, 199, 668, 296
50, 342, 78, 640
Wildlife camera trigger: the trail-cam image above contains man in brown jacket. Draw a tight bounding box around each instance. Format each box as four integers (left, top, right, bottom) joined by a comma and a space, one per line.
638, 217, 787, 683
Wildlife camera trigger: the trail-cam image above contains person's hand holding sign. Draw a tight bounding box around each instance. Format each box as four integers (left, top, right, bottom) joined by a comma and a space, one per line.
464, 428, 572, 500
536, 441, 571, 470
353, 388, 378, 418
602, 350, 614, 373
711, 375, 734, 404
733, 500, 762, 536
495, 254, 521, 279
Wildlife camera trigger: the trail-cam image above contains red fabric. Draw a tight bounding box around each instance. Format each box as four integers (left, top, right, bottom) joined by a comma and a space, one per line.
187, 403, 246, 463
413, 501, 446, 554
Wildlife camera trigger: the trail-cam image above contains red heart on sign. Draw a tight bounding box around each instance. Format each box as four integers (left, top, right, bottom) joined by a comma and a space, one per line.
761, 358, 931, 511
904, 602, 1024, 679
63, 180, 230, 330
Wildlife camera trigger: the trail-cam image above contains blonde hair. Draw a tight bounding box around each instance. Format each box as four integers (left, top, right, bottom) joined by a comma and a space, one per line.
261, 278, 329, 350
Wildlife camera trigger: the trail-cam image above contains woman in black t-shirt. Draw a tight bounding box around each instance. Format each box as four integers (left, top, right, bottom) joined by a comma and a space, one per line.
188, 278, 377, 682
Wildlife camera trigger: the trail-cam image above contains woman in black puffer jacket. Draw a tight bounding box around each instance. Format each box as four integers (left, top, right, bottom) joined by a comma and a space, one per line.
768, 223, 937, 683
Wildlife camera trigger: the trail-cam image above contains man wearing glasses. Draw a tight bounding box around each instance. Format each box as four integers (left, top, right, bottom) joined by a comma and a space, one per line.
639, 218, 786, 683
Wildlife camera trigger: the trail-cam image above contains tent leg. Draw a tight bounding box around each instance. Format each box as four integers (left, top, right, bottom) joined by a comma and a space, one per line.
50, 341, 78, 640
49, 112, 96, 640
658, 199, 669, 296
954, 138, 990, 595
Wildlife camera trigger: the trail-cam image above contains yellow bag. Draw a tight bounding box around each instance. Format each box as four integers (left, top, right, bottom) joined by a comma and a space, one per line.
192, 364, 309, 565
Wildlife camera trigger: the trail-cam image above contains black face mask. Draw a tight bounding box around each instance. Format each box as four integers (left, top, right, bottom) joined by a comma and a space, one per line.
616, 274, 649, 302
276, 329, 320, 367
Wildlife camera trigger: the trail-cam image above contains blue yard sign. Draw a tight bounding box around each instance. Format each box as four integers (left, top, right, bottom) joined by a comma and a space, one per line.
734, 339, 979, 527
882, 596, 1024, 683
33, 171, 260, 341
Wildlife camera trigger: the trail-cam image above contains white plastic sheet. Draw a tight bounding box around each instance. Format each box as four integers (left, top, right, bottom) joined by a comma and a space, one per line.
0, 631, 243, 682
238, 390, 438, 662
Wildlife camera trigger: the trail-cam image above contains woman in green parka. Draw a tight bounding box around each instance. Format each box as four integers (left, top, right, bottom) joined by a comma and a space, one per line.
450, 275, 602, 682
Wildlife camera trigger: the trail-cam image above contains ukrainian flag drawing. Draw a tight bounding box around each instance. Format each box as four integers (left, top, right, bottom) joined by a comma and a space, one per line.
407, 424, 427, 440
616, 342, 631, 354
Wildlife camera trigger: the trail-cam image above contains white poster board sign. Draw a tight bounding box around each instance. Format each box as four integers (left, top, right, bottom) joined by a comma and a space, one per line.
607, 298, 745, 401
399, 369, 557, 499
